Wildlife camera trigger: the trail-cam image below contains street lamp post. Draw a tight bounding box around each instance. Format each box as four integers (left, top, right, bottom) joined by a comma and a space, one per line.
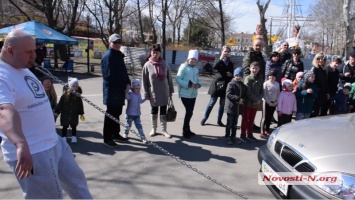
86, 15, 90, 73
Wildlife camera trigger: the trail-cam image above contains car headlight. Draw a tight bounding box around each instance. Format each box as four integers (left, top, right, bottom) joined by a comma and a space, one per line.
315, 172, 355, 199
267, 127, 280, 148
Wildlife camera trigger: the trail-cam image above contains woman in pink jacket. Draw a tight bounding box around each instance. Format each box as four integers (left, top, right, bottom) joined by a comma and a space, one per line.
277, 79, 297, 127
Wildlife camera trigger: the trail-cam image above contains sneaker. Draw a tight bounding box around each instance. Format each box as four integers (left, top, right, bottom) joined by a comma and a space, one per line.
231, 137, 242, 145
104, 140, 119, 148
71, 136, 77, 143
200, 118, 206, 126
260, 133, 269, 139
122, 133, 128, 139
141, 137, 148, 144
239, 136, 250, 143
247, 135, 258, 142
225, 137, 233, 145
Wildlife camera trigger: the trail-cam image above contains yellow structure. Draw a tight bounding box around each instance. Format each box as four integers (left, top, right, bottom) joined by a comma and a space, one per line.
252, 35, 281, 44
226, 37, 237, 46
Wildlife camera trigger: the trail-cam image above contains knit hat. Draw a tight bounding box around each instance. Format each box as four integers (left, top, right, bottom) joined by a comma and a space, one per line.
304, 70, 315, 80
68, 77, 79, 87
268, 69, 277, 77
187, 50, 199, 60
296, 71, 304, 79
234, 67, 243, 77
132, 79, 141, 88
344, 82, 352, 91
282, 79, 292, 91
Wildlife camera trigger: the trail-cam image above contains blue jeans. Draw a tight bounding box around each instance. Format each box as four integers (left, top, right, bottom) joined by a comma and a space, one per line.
124, 115, 145, 138
181, 97, 196, 130
203, 96, 225, 122
225, 113, 239, 137
296, 112, 311, 121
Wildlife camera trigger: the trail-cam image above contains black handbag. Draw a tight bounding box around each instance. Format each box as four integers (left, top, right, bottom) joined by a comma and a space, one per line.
166, 97, 177, 122
216, 80, 225, 93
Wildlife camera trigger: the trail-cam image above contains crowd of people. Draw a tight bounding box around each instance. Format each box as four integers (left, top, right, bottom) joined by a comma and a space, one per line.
3, 29, 355, 198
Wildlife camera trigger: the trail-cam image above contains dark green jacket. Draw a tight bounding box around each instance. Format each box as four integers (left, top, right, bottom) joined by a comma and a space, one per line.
244, 73, 264, 108
55, 93, 84, 127
242, 47, 266, 80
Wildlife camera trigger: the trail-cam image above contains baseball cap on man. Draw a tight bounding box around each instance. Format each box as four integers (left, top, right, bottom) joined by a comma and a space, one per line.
350, 51, 355, 57
109, 34, 122, 42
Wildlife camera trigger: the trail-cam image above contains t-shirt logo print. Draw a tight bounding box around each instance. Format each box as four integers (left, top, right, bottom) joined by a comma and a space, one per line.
25, 76, 45, 98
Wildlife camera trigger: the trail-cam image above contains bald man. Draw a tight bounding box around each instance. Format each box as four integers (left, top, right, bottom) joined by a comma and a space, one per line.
0, 31, 92, 199
242, 39, 266, 80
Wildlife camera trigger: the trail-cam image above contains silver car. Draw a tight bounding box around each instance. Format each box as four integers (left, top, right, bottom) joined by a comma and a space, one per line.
258, 114, 355, 199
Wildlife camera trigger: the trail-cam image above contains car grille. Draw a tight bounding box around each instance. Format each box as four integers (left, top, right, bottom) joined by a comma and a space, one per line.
274, 141, 315, 172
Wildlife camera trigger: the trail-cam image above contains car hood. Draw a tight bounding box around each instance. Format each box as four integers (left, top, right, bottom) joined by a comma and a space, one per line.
276, 113, 355, 174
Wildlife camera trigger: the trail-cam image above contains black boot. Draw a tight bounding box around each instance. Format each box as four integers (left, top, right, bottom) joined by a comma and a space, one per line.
217, 121, 226, 127
188, 128, 196, 136
113, 134, 129, 142
183, 129, 190, 138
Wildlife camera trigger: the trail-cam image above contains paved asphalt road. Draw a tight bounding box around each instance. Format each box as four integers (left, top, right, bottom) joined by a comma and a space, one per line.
0, 68, 277, 199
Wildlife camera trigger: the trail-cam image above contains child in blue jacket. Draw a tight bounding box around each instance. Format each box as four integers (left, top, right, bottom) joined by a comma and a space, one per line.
176, 50, 201, 139
123, 79, 147, 143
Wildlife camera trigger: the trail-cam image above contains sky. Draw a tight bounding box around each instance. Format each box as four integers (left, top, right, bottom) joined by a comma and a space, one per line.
224, 0, 313, 34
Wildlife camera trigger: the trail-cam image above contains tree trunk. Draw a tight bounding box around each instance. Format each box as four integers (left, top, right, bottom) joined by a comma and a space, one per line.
256, 0, 271, 56
137, 0, 145, 44
218, 0, 225, 46
161, 0, 167, 60
343, 0, 353, 58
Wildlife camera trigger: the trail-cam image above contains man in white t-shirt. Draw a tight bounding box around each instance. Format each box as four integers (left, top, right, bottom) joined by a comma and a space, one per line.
0, 31, 92, 199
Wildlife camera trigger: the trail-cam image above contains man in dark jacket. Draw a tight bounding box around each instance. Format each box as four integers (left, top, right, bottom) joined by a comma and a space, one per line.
323, 56, 342, 115
242, 39, 266, 80
341, 51, 355, 84
101, 33, 131, 147
279, 41, 292, 64
242, 39, 266, 131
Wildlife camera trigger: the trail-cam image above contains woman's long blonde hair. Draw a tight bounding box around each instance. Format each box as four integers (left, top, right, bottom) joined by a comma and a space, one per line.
312, 52, 327, 68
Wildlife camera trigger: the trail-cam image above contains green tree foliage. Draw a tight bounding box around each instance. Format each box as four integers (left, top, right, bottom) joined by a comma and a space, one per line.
183, 23, 210, 47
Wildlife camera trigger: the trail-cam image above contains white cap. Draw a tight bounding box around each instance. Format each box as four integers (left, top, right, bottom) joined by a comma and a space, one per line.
109, 34, 122, 42
68, 77, 79, 87
187, 50, 199, 60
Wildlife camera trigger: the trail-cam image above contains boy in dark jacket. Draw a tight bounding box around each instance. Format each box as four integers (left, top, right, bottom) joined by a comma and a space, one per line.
331, 84, 353, 114
240, 62, 264, 142
224, 67, 247, 145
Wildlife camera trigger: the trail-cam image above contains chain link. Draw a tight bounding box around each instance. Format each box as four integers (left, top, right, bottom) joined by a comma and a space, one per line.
36, 67, 249, 199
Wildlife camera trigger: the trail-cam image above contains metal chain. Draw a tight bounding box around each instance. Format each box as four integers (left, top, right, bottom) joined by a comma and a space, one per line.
36, 67, 249, 199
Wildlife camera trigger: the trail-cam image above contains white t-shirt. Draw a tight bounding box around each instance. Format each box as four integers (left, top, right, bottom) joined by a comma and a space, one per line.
0, 61, 58, 162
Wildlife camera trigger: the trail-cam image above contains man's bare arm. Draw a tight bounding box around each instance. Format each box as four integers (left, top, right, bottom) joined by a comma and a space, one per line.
0, 103, 32, 179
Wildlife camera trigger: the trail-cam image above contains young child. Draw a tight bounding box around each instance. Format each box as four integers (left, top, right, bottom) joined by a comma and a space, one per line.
176, 49, 201, 139
295, 71, 318, 120
331, 83, 352, 114
277, 79, 297, 126
293, 72, 304, 93
240, 61, 264, 142
123, 79, 147, 143
55, 77, 84, 143
260, 70, 280, 139
224, 67, 247, 145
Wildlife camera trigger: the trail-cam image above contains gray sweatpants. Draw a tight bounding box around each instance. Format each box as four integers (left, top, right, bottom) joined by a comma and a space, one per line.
7, 136, 92, 199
